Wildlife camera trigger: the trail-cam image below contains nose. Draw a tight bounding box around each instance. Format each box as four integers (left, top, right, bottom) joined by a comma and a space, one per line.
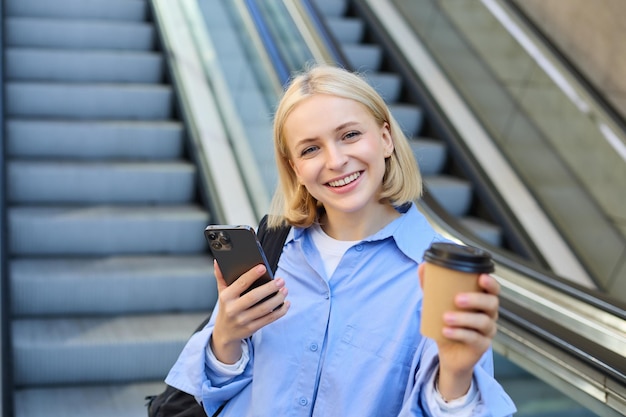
324, 143, 348, 170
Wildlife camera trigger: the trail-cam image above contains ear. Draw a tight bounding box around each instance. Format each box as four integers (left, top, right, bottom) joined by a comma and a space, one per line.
381, 122, 394, 157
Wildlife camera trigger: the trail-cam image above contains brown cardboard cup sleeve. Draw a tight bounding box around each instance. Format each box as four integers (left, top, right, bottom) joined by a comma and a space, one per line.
420, 242, 494, 343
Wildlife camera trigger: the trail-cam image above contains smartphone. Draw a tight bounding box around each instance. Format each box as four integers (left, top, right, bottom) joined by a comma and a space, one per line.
204, 225, 274, 296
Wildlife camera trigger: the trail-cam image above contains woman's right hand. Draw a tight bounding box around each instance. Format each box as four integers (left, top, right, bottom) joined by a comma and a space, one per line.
210, 260, 290, 364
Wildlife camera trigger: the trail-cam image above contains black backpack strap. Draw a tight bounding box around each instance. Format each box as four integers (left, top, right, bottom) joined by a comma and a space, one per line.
256, 215, 291, 274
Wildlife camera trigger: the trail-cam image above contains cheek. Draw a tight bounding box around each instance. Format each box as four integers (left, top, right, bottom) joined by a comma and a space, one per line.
289, 159, 302, 178
290, 161, 310, 184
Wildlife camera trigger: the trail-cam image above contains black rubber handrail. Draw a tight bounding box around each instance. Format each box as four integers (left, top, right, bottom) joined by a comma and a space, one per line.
500, 298, 626, 385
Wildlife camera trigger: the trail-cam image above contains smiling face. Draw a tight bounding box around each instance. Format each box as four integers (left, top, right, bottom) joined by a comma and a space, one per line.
284, 94, 394, 225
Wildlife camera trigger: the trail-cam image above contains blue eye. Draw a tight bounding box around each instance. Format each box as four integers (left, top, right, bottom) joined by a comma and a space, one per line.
344, 131, 360, 140
301, 146, 318, 156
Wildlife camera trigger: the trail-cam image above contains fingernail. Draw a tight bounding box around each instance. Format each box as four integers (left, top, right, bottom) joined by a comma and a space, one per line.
443, 313, 456, 324
274, 278, 285, 288
456, 294, 469, 306
256, 264, 266, 273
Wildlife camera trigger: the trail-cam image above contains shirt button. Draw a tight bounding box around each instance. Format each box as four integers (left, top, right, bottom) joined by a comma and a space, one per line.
299, 397, 308, 406
355, 244, 364, 251
310, 343, 318, 351
324, 292, 330, 299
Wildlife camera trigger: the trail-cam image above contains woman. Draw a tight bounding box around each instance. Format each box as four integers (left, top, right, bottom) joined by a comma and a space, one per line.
166, 65, 516, 416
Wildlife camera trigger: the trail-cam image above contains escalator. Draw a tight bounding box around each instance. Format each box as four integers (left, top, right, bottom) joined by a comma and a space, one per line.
1, 0, 623, 416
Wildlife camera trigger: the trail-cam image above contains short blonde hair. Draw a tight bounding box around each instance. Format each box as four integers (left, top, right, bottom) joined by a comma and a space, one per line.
268, 65, 422, 228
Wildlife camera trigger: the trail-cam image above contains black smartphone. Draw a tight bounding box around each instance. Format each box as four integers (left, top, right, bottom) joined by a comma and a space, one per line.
204, 225, 274, 296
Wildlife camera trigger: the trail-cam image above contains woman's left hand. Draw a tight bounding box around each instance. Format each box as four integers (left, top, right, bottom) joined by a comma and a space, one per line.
418, 264, 500, 400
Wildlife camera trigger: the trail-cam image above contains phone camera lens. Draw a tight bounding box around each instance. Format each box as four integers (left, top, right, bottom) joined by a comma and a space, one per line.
208, 232, 218, 241
211, 241, 222, 250
219, 234, 231, 245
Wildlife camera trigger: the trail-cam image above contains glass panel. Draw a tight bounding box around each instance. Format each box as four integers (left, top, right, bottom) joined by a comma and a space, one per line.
391, 0, 626, 301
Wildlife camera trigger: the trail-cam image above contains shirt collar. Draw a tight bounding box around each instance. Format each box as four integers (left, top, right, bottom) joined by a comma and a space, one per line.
289, 202, 441, 264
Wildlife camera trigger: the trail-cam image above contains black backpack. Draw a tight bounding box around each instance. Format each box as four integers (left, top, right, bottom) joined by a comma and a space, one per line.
146, 216, 291, 417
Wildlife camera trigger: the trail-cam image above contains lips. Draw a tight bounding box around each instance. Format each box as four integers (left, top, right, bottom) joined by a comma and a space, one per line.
327, 172, 361, 187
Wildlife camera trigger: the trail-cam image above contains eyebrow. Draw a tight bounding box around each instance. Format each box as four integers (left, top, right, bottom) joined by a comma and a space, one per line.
334, 121, 359, 132
293, 121, 361, 147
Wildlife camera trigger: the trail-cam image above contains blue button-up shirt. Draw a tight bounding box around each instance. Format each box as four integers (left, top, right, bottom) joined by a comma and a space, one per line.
166, 203, 516, 416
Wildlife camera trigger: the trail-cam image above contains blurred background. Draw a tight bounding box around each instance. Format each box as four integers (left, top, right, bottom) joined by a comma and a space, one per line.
1, 0, 624, 416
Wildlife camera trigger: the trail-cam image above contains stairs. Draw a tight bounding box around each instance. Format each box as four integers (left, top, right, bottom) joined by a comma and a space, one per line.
4, 1, 217, 416
312, 0, 503, 247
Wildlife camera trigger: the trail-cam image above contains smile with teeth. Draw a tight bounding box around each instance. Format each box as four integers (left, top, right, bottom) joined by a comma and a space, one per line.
327, 172, 361, 187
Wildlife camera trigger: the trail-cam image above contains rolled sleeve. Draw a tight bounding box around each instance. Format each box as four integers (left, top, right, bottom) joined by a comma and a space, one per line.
400, 341, 516, 417
205, 339, 250, 384
165, 326, 255, 416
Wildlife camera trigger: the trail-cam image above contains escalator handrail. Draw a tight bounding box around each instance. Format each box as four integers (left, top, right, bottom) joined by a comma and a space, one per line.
244, 0, 291, 85
422, 199, 626, 413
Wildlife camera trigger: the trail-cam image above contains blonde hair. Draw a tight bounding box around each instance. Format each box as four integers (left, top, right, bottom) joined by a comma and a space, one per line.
268, 65, 422, 228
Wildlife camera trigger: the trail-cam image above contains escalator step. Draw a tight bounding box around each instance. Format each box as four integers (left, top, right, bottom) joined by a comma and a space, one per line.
325, 17, 364, 44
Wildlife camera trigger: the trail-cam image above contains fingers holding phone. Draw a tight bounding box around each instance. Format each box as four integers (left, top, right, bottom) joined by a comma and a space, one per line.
215, 260, 289, 316
206, 224, 289, 313
211, 261, 290, 363
206, 225, 290, 363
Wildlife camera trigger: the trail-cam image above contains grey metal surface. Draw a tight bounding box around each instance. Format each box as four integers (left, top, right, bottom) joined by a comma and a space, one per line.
5, 0, 217, 415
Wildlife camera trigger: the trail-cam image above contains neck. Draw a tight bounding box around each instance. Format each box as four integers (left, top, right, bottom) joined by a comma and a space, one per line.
320, 204, 400, 241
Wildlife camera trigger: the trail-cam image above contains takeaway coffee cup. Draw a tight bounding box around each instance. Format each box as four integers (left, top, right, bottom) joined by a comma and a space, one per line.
420, 242, 494, 343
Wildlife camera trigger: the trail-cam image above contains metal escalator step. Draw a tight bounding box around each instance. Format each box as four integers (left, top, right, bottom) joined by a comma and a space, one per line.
6, 48, 163, 84
6, 120, 184, 160
5, 18, 155, 50
8, 161, 197, 204
15, 381, 166, 417
325, 17, 364, 44
341, 43, 383, 72
6, 0, 148, 22
424, 176, 473, 217
409, 138, 447, 176
12, 312, 210, 385
389, 103, 424, 137
363, 72, 402, 103
8, 205, 210, 256
6, 83, 173, 120
459, 216, 502, 247
10, 255, 216, 316
312, 0, 348, 18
